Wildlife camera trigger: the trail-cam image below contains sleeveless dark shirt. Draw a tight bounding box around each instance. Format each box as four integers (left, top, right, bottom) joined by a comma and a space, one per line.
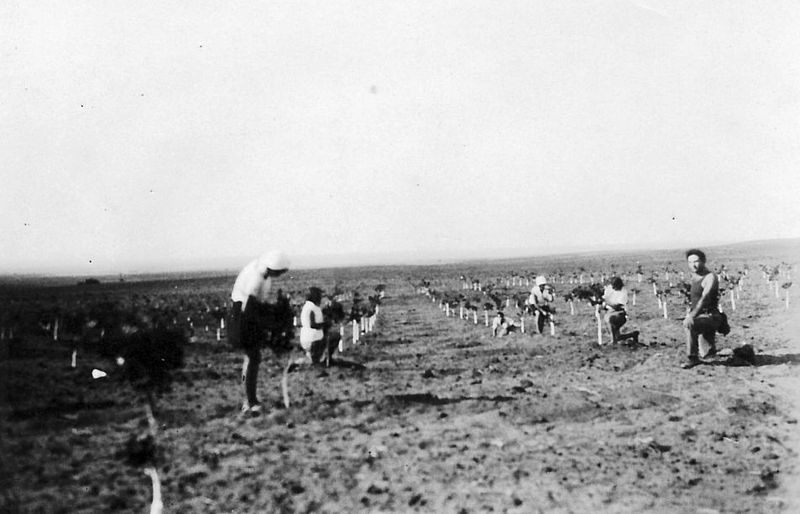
690, 273, 719, 312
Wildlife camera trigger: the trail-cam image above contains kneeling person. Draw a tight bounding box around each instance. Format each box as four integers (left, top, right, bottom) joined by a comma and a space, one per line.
300, 287, 336, 364
602, 277, 639, 345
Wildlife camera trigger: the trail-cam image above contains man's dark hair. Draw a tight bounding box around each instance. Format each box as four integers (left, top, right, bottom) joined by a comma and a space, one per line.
685, 249, 706, 262
611, 277, 624, 290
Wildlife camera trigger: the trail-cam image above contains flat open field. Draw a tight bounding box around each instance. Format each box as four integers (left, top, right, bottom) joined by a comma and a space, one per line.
1, 240, 799, 513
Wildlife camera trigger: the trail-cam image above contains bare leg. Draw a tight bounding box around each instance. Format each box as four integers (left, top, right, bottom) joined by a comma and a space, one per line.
699, 332, 717, 358
243, 347, 262, 407
685, 327, 699, 358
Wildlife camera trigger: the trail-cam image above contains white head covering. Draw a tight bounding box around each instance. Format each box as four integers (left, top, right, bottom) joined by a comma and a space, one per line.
256, 251, 290, 273
535, 275, 548, 287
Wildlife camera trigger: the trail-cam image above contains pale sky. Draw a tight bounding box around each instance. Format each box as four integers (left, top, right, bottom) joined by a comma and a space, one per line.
3, 1, 800, 274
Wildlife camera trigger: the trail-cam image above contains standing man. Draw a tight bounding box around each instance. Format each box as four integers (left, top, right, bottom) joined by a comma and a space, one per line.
682, 249, 722, 369
229, 251, 290, 415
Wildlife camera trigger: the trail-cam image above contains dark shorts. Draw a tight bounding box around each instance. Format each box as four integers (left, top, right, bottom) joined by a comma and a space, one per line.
604, 310, 626, 326
227, 301, 262, 351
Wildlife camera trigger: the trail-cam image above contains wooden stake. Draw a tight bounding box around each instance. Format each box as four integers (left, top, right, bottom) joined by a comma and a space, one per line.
144, 467, 164, 514
569, 300, 575, 315
550, 321, 555, 336
662, 300, 668, 319
595, 306, 603, 346
71, 349, 77, 368
520, 317, 525, 334
484, 311, 489, 327
281, 356, 292, 408
730, 289, 736, 311
632, 290, 637, 306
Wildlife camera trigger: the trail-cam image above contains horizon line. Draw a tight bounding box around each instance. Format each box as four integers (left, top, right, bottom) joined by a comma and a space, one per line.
3, 236, 798, 279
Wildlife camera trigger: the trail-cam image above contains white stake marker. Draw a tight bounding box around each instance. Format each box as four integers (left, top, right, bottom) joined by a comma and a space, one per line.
595, 307, 603, 346
144, 467, 164, 514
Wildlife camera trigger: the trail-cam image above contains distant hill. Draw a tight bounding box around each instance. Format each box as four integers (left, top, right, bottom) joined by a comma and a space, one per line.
1, 237, 797, 286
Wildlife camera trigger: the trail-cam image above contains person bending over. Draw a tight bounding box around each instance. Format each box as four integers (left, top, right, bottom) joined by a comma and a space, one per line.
229, 251, 290, 416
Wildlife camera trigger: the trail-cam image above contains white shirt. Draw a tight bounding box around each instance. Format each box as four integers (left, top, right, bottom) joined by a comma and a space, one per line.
231, 259, 275, 310
492, 315, 505, 330
300, 301, 324, 345
529, 286, 553, 306
602, 286, 628, 309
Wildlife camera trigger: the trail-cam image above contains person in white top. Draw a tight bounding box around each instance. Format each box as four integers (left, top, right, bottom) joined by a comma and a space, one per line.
528, 275, 555, 334
300, 287, 327, 363
602, 276, 639, 345
492, 312, 508, 337
228, 251, 290, 416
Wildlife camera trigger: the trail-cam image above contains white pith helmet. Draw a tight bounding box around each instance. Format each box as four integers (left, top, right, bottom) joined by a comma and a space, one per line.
535, 275, 548, 287
257, 251, 290, 273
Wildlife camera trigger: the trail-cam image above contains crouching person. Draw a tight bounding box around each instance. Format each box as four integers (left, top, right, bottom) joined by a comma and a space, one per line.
682, 249, 726, 369
492, 312, 519, 337
529, 276, 555, 334
492, 312, 508, 337
300, 287, 334, 364
602, 277, 639, 345
229, 251, 290, 416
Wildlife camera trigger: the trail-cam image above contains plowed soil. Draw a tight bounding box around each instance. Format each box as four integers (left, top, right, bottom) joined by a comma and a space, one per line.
2, 248, 799, 513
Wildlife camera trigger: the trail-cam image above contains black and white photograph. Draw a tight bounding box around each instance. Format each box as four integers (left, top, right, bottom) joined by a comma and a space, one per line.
2, 1, 800, 512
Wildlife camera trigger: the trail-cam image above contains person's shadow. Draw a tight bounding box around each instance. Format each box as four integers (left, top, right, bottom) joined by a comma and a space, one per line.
708, 352, 800, 367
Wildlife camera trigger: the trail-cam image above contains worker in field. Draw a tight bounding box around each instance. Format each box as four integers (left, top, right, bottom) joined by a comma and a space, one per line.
602, 276, 639, 345
492, 311, 509, 337
229, 251, 290, 416
682, 249, 727, 369
528, 275, 555, 334
299, 286, 333, 364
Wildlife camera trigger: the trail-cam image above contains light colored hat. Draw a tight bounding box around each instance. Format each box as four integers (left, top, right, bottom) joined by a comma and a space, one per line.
257, 251, 290, 273
535, 275, 548, 286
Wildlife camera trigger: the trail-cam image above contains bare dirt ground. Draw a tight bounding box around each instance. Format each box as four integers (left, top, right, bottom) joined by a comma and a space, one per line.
1, 245, 798, 513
